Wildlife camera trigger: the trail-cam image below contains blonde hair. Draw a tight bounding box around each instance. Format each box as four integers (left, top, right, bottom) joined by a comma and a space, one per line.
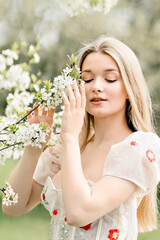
78, 36, 158, 232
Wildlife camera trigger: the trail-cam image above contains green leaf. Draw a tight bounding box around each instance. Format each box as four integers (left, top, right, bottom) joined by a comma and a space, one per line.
37, 91, 42, 99
39, 122, 48, 130
29, 57, 36, 64
21, 63, 30, 72
90, 0, 99, 7
44, 80, 52, 93
31, 74, 37, 83
70, 54, 78, 65
11, 42, 19, 51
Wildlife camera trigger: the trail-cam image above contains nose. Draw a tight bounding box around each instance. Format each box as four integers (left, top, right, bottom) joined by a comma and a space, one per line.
92, 77, 103, 93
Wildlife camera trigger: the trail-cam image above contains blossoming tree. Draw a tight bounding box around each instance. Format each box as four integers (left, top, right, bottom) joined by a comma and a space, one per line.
0, 0, 119, 206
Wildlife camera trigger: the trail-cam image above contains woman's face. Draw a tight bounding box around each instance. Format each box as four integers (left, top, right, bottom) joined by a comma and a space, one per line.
81, 52, 128, 118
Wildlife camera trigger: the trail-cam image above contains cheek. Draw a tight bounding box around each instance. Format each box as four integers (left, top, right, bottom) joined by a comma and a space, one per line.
84, 85, 90, 98
110, 83, 127, 100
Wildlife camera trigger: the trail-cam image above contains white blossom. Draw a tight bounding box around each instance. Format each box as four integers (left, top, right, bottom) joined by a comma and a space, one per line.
0, 148, 13, 165
0, 65, 31, 91
39, 64, 81, 109
2, 49, 18, 61
34, 53, 40, 63
6, 91, 34, 117
48, 132, 61, 147
2, 182, 18, 206
0, 54, 6, 72
54, 0, 118, 16
2, 49, 18, 67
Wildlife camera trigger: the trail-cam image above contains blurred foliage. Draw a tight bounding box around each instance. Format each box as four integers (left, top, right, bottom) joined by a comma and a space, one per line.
0, 0, 159, 133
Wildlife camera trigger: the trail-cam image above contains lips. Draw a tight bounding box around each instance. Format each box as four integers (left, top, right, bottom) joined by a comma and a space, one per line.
90, 97, 107, 102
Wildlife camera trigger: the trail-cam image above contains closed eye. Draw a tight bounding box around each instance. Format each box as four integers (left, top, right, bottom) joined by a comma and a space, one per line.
84, 79, 94, 83
105, 79, 117, 83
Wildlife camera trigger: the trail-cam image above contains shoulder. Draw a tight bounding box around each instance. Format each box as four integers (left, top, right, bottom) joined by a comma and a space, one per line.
111, 131, 160, 156
103, 131, 160, 195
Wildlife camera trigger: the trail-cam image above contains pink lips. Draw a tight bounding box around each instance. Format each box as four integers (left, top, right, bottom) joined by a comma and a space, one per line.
90, 96, 107, 105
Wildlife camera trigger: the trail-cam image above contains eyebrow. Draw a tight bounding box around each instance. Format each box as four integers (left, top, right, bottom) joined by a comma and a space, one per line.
81, 68, 119, 73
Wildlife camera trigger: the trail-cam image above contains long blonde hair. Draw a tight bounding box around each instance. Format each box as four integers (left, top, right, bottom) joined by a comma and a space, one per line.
77, 36, 158, 232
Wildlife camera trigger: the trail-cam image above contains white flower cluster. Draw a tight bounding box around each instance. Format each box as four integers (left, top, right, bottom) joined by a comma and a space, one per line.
38, 62, 81, 109
0, 148, 13, 165
28, 45, 40, 63
2, 122, 50, 148
2, 182, 18, 206
0, 49, 18, 72
55, 0, 118, 16
5, 91, 34, 117
0, 48, 32, 92
0, 65, 31, 91
0, 51, 79, 165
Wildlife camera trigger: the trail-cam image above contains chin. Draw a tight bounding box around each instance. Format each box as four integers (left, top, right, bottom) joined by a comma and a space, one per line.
87, 110, 111, 118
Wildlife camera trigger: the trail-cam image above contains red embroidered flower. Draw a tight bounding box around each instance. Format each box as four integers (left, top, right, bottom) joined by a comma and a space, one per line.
64, 217, 67, 222
53, 209, 58, 215
80, 223, 92, 231
108, 229, 120, 240
130, 141, 137, 146
146, 149, 156, 162
42, 194, 45, 200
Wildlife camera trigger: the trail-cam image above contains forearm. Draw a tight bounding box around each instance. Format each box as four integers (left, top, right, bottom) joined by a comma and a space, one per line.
2, 146, 42, 216
61, 136, 91, 222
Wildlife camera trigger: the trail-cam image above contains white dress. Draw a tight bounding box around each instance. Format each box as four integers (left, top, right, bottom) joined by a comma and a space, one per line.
33, 131, 160, 240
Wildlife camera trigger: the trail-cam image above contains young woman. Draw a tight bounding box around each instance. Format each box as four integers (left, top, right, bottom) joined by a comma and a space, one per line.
3, 36, 160, 240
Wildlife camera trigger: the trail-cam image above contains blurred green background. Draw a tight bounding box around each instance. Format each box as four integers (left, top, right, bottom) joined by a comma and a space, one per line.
0, 0, 160, 239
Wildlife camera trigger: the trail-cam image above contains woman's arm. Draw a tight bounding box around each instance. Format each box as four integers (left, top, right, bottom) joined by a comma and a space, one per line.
2, 146, 43, 216
61, 135, 136, 227
61, 83, 136, 227
2, 104, 55, 216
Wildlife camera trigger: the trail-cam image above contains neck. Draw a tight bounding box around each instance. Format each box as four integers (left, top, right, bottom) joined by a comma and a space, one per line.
93, 112, 133, 146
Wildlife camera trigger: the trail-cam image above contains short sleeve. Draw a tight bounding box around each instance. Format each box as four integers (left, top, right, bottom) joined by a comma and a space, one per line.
103, 131, 160, 196
33, 143, 62, 186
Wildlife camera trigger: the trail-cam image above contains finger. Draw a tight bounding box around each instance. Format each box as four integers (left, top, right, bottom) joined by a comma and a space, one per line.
42, 108, 47, 116
62, 91, 70, 111
80, 83, 86, 109
33, 102, 39, 117
67, 84, 76, 110
26, 108, 32, 120
48, 108, 55, 118
73, 82, 81, 108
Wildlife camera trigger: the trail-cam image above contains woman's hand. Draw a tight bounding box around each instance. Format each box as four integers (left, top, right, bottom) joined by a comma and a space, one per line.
26, 103, 55, 149
61, 82, 86, 140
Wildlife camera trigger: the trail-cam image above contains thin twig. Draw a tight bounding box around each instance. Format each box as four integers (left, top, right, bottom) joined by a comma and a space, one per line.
0, 188, 5, 194
0, 142, 22, 152
1, 102, 41, 132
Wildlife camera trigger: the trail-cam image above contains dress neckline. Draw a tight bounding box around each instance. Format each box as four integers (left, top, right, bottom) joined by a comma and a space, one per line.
48, 131, 146, 191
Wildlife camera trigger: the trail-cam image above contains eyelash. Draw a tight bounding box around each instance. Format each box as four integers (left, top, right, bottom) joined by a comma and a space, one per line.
84, 79, 117, 83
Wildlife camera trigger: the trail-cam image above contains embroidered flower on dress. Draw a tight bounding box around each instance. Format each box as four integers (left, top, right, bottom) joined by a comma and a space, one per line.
53, 209, 58, 215
80, 223, 92, 231
108, 229, 120, 240
41, 186, 49, 205
130, 141, 137, 146
64, 217, 92, 231
146, 149, 156, 162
